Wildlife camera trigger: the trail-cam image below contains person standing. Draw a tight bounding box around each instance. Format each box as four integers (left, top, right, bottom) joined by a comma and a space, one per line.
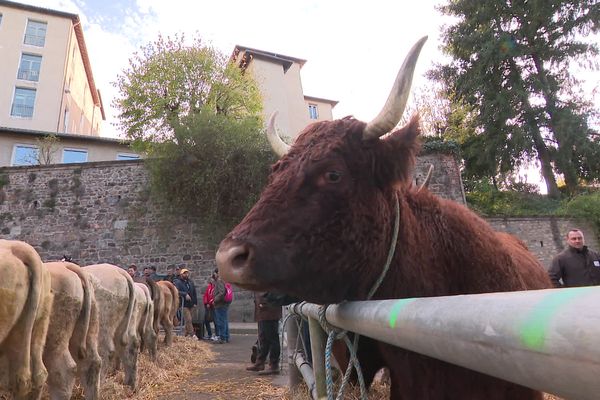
202, 277, 216, 340
212, 269, 231, 343
549, 228, 600, 287
173, 268, 198, 337
246, 291, 282, 375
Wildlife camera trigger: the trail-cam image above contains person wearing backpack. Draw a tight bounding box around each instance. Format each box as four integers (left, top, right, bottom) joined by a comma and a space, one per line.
212, 268, 232, 343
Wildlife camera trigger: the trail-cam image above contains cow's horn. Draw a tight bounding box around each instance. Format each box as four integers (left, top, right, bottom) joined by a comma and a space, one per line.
417, 164, 434, 193
363, 36, 428, 140
266, 112, 291, 157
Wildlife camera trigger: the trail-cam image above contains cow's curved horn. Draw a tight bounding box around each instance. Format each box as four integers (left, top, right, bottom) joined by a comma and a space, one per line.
266, 112, 291, 157
363, 36, 428, 140
417, 164, 434, 193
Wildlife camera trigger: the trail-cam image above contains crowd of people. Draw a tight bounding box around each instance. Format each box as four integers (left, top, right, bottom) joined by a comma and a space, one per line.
126, 264, 232, 344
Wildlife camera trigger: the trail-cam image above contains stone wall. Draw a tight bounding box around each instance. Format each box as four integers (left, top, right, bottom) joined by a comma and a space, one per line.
488, 217, 600, 269
1, 157, 597, 321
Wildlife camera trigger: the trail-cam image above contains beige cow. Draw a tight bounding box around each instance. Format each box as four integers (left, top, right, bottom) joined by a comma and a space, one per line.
43, 262, 102, 400
84, 264, 139, 389
0, 240, 53, 400
155, 280, 179, 346
133, 283, 158, 361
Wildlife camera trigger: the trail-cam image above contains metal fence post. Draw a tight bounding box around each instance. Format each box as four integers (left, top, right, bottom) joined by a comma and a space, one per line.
308, 316, 328, 399
286, 308, 303, 390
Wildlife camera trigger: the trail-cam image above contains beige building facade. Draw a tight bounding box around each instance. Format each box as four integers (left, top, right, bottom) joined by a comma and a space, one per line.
0, 127, 137, 166
231, 46, 337, 142
0, 0, 105, 136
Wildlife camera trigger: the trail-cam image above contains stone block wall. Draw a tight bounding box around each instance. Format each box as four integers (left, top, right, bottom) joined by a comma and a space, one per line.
488, 217, 599, 269
1, 156, 597, 321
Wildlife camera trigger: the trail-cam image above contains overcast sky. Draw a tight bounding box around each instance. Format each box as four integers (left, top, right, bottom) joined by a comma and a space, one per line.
23, 0, 454, 138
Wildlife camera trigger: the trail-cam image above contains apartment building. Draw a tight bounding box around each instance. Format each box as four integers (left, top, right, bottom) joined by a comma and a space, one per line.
231, 45, 338, 142
0, 1, 138, 167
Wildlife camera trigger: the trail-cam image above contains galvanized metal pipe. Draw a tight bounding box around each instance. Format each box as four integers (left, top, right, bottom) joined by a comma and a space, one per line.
291, 287, 600, 400
294, 350, 318, 400
308, 317, 328, 400
285, 312, 303, 389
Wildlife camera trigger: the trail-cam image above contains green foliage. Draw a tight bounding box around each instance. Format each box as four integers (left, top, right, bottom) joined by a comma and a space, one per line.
421, 137, 461, 157
433, 0, 600, 197
466, 184, 600, 234
558, 192, 600, 233
113, 33, 262, 146
0, 174, 8, 189
146, 111, 276, 241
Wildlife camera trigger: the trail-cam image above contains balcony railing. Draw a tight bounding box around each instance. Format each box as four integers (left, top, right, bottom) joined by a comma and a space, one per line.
11, 104, 34, 118
24, 34, 45, 47
17, 69, 40, 81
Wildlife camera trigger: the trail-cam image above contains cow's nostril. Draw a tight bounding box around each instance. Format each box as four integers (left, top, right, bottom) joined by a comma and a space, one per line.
217, 243, 253, 271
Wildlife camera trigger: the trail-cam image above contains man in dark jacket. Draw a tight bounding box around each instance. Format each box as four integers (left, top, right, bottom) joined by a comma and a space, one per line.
549, 228, 600, 287
246, 291, 282, 374
173, 268, 198, 337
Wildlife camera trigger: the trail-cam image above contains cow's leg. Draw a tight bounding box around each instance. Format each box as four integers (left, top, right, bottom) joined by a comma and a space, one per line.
5, 331, 33, 400
28, 292, 52, 400
77, 306, 102, 400
77, 349, 101, 400
45, 349, 77, 400
161, 315, 174, 346
121, 337, 140, 389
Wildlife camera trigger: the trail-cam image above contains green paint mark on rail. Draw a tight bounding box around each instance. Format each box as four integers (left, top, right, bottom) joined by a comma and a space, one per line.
389, 298, 417, 328
520, 287, 594, 350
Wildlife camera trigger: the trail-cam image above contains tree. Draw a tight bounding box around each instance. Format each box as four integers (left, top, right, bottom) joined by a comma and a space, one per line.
36, 134, 59, 165
113, 34, 272, 240
433, 0, 600, 198
113, 33, 262, 147
145, 111, 276, 239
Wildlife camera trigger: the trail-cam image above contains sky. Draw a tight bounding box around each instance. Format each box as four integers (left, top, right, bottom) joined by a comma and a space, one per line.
20, 1, 599, 191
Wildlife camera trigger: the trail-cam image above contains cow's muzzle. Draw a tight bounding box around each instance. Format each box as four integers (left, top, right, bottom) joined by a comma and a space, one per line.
216, 239, 260, 288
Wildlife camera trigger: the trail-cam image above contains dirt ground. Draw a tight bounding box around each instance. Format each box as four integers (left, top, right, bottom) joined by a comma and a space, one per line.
157, 333, 289, 400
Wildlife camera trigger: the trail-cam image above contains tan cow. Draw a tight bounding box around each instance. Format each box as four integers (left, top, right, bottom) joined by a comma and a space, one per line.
84, 264, 139, 389
155, 280, 179, 346
0, 240, 53, 400
133, 282, 158, 361
43, 262, 101, 400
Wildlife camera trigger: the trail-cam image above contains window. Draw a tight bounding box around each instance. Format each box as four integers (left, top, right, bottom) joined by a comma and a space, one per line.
12, 145, 39, 166
11, 88, 36, 118
308, 104, 318, 120
63, 149, 88, 163
0, 13, 3, 27
117, 153, 140, 161
18, 54, 42, 81
24, 20, 47, 47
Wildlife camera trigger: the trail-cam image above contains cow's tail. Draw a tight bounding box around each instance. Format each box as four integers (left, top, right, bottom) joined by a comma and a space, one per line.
146, 279, 161, 332
7, 240, 45, 358
120, 272, 137, 347
64, 262, 92, 359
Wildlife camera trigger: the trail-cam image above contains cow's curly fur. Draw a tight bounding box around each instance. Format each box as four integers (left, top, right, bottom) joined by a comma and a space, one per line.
219, 116, 551, 399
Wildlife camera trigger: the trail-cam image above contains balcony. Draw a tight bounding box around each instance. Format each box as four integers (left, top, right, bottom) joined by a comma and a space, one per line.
11, 104, 34, 118
17, 69, 40, 82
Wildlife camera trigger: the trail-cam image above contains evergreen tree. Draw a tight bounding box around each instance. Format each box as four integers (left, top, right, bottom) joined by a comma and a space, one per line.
433, 0, 600, 197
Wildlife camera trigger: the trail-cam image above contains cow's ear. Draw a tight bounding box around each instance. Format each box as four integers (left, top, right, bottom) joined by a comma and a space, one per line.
376, 115, 421, 186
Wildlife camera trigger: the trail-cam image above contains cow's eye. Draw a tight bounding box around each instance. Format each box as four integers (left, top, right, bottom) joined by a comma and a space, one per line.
325, 171, 342, 183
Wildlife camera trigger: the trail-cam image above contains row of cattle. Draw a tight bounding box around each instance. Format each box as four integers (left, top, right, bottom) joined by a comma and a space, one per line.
0, 239, 181, 400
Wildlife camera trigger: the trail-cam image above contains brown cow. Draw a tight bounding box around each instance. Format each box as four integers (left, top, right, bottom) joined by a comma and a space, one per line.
156, 280, 179, 346
84, 264, 139, 389
216, 37, 552, 399
43, 262, 101, 400
0, 240, 52, 400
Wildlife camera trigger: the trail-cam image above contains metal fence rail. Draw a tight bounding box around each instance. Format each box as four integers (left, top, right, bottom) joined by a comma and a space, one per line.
288, 287, 600, 400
